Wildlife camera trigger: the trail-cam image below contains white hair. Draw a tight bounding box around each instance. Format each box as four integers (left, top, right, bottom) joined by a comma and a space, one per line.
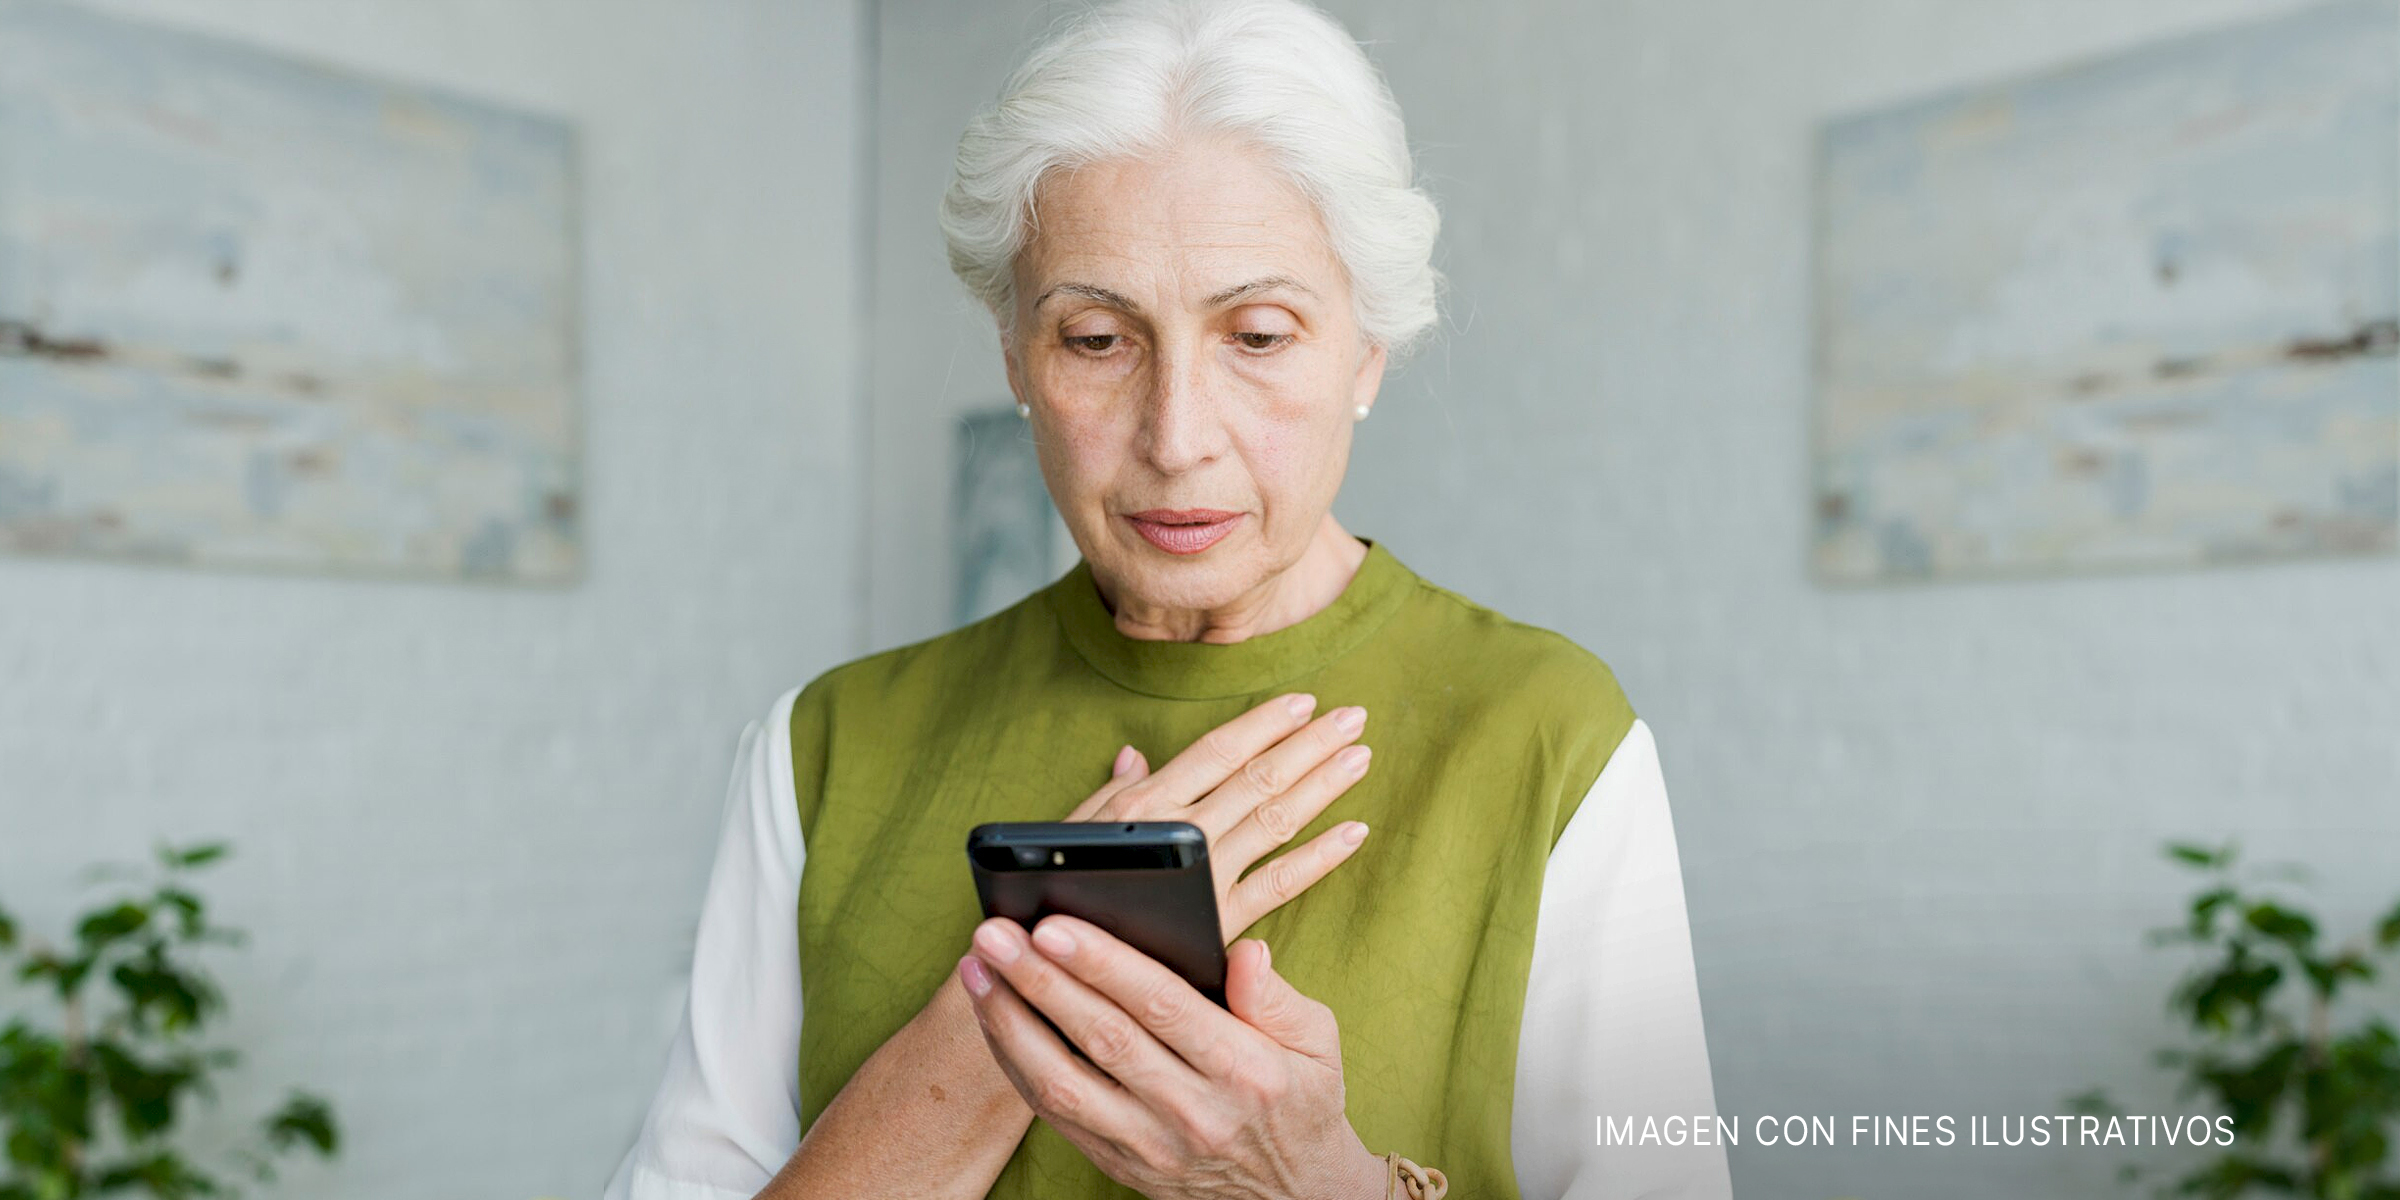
940, 0, 1444, 361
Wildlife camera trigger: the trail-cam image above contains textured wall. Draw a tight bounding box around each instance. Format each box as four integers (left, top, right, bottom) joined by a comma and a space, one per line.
868, 1, 2400, 1196
0, 1, 865, 1196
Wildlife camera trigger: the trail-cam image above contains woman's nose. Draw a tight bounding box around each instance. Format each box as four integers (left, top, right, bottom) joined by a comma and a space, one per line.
1136, 344, 1227, 474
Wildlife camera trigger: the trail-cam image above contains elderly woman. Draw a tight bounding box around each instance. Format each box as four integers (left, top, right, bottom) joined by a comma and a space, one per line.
605, 1, 1727, 1197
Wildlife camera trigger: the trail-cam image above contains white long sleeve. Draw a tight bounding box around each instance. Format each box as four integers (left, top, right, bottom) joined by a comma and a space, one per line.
601, 701, 1726, 1200
1512, 719, 1732, 1198
603, 686, 808, 1200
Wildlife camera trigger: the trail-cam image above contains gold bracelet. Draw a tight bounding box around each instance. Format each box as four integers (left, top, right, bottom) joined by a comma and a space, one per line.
1382, 1151, 1448, 1200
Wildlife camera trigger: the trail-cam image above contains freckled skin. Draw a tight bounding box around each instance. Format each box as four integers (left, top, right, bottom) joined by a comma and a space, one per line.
1001, 131, 1389, 644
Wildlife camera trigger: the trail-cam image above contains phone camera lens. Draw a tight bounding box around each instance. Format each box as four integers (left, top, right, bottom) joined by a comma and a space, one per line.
1014, 846, 1045, 867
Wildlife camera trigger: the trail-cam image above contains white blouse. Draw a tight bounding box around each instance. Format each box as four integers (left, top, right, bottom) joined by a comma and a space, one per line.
603, 686, 1731, 1200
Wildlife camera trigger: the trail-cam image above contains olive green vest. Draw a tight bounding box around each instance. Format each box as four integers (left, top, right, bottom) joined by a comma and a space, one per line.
788, 538, 1634, 1198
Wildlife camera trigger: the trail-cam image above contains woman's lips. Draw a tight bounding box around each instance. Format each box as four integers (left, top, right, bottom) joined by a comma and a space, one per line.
1125, 509, 1243, 555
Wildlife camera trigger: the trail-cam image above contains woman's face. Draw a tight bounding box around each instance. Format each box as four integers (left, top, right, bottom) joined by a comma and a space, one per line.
1003, 132, 1387, 617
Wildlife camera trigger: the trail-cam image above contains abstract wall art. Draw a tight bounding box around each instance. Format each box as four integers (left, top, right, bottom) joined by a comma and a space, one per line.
0, 0, 580, 582
1811, 0, 2398, 583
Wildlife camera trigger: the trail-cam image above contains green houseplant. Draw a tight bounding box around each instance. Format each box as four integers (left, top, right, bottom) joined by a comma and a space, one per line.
0, 841, 337, 1199
2075, 841, 2400, 1199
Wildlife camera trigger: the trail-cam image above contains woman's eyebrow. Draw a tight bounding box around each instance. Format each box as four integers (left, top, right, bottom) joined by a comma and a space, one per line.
1036, 282, 1139, 313
1205, 275, 1316, 307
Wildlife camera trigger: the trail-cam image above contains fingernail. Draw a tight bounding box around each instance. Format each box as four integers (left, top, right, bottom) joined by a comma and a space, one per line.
959, 955, 993, 997
1335, 705, 1366, 734
974, 921, 1022, 965
1112, 744, 1136, 777
1286, 693, 1316, 719
1032, 922, 1077, 959
1341, 820, 1369, 845
1259, 940, 1272, 971
1339, 744, 1371, 773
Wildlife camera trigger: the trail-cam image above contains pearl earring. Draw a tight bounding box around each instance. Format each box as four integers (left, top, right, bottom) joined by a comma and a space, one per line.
1016, 402, 1031, 419
1353, 404, 1371, 421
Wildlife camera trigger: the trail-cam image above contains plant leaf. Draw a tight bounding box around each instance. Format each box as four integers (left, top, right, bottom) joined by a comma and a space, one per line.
166, 842, 230, 871
2191, 1042, 2299, 1137
90, 1149, 230, 1197
2242, 903, 2317, 955
2169, 842, 2233, 869
109, 947, 224, 1035
74, 901, 150, 951
90, 1040, 203, 1142
2173, 941, 2285, 1035
264, 1091, 340, 1157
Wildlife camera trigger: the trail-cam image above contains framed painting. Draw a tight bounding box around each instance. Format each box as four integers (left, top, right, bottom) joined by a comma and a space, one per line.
1812, 0, 2398, 582
0, 0, 580, 582
954, 406, 1056, 625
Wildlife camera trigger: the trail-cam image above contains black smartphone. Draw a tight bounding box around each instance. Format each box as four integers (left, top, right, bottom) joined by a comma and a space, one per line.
967, 820, 1227, 1007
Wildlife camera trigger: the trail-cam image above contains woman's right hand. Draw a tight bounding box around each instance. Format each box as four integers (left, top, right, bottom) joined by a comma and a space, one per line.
765, 694, 1368, 1200
1058, 693, 1372, 941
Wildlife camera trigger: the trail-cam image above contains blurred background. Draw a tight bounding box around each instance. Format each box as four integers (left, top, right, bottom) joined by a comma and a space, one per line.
2, 1, 2395, 1198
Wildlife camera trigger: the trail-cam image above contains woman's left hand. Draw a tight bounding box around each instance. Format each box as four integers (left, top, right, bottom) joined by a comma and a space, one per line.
959, 915, 1387, 1200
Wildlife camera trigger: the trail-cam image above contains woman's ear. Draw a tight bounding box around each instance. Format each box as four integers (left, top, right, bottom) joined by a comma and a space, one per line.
1000, 335, 1027, 410
1350, 339, 1388, 410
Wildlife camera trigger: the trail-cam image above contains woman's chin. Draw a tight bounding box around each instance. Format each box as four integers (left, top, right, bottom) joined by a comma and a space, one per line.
1096, 541, 1265, 612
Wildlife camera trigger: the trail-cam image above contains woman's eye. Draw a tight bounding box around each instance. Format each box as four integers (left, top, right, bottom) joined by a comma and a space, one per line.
1232, 331, 1294, 352
1065, 334, 1118, 354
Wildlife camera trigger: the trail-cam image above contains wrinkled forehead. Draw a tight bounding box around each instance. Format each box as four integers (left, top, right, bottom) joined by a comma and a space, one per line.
1014, 140, 1344, 307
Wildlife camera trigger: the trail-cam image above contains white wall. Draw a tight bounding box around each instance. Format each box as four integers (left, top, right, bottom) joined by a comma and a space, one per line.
0, 1, 866, 1197
863, 3, 1078, 642
868, 2, 2400, 1196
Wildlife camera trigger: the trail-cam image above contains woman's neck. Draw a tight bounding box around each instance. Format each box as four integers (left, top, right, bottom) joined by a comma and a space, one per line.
1093, 516, 1369, 645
